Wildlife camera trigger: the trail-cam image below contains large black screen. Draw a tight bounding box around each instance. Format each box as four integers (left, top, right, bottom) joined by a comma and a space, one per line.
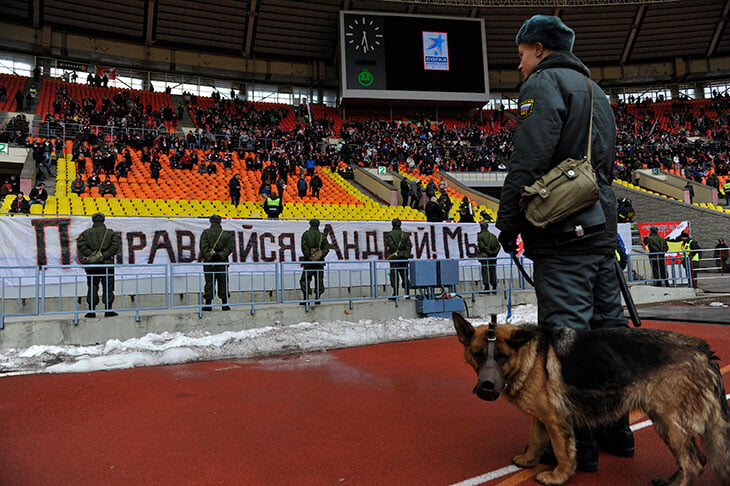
340, 11, 488, 103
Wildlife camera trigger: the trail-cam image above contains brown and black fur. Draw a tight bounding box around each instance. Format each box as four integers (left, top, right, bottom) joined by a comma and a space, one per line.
453, 313, 730, 486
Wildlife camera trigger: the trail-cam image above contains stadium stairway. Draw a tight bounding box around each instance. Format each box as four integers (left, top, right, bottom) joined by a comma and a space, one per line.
170, 94, 195, 127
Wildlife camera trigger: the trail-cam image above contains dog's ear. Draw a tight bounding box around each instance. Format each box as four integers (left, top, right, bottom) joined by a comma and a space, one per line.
452, 312, 474, 346
505, 327, 535, 350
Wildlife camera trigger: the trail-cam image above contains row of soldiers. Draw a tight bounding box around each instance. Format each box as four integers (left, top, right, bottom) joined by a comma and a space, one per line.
77, 215, 503, 315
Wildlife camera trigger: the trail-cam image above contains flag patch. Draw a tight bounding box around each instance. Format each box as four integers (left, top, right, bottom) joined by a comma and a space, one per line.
519, 99, 534, 119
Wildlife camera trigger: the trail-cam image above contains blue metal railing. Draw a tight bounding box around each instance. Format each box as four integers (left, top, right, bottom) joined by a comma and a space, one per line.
0, 254, 702, 325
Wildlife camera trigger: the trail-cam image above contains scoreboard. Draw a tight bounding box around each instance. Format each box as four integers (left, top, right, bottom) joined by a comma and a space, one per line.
339, 11, 489, 103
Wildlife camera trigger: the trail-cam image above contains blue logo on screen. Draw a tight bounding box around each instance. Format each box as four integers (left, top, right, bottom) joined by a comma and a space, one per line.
423, 31, 449, 71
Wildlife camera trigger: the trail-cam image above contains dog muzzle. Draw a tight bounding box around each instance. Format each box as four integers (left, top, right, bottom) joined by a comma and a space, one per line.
472, 322, 504, 401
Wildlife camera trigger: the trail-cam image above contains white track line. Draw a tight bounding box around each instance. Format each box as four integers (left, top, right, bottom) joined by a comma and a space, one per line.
450, 393, 730, 486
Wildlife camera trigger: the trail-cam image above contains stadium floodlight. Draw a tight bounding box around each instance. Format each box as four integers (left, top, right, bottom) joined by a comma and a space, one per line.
381, 0, 679, 6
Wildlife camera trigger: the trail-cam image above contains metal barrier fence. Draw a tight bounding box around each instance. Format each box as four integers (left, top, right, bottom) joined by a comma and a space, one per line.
0, 253, 716, 326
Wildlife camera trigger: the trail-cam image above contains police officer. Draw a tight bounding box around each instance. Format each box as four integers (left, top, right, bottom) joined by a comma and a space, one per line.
680, 231, 700, 288
300, 219, 330, 304
723, 180, 730, 206
644, 227, 669, 286
495, 15, 631, 472
384, 219, 412, 297
77, 213, 120, 318
477, 222, 501, 292
200, 215, 234, 311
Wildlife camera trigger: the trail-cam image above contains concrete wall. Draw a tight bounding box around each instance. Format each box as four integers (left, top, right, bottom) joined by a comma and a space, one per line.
0, 283, 698, 349
354, 168, 397, 206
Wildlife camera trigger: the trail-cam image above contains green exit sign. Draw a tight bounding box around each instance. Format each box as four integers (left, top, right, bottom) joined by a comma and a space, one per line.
378, 166, 386, 175
0, 143, 8, 155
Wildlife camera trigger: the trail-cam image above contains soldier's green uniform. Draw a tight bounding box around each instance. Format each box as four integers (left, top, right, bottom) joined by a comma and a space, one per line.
644, 227, 669, 286
77, 213, 121, 317
300, 219, 330, 302
200, 215, 234, 310
478, 222, 501, 291
384, 219, 412, 296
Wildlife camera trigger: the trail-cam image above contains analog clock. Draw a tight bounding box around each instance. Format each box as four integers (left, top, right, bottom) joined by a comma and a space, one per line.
345, 16, 383, 54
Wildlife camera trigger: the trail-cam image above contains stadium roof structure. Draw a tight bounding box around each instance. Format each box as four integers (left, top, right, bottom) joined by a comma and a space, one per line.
4, 0, 730, 68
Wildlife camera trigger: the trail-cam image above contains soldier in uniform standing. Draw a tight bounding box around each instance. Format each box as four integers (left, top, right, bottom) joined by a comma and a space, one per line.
200, 215, 234, 311
77, 213, 121, 318
384, 219, 412, 297
477, 222, 501, 292
644, 226, 668, 286
300, 219, 330, 304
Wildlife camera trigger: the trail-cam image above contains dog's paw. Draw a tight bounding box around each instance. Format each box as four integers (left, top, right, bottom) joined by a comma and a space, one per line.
512, 453, 537, 469
534, 470, 569, 486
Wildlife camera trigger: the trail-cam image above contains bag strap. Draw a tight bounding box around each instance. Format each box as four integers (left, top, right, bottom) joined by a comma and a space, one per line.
317, 234, 323, 249
211, 229, 224, 252
97, 228, 109, 254
399, 232, 407, 250
585, 76, 595, 165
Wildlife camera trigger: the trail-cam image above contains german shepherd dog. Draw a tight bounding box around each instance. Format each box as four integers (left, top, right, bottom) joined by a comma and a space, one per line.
452, 313, 730, 486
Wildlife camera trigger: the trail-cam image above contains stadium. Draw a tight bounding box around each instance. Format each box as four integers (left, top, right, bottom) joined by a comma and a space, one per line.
0, 0, 729, 484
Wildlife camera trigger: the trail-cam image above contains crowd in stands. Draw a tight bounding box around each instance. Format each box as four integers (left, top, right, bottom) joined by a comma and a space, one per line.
4, 75, 730, 220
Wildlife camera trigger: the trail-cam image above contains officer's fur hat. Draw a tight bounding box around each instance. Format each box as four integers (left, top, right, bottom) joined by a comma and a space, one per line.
309, 218, 320, 228
516, 15, 575, 52
480, 221, 489, 230
92, 213, 105, 223
209, 214, 222, 224
650, 227, 659, 234
392, 218, 401, 228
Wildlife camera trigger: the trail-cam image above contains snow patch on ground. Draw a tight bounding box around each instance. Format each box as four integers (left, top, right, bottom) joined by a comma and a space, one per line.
0, 305, 538, 375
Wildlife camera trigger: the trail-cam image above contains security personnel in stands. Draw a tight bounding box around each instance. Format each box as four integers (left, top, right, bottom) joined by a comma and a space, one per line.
680, 231, 700, 288
384, 219, 412, 297
77, 213, 121, 318
477, 222, 501, 292
723, 180, 730, 205
264, 192, 283, 219
200, 215, 234, 311
300, 219, 330, 304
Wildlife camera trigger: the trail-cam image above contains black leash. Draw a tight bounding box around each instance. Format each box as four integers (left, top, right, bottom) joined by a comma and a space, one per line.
510, 252, 534, 287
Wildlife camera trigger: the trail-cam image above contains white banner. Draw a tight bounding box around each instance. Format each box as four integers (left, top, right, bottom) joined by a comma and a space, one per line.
0, 216, 632, 277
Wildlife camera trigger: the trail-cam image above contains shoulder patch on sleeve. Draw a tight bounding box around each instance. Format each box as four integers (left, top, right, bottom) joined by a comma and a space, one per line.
519, 99, 534, 119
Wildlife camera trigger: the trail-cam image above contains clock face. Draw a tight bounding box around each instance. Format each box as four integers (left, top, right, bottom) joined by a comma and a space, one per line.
345, 16, 383, 54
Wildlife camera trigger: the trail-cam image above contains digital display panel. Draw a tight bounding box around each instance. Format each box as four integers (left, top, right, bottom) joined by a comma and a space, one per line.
340, 11, 489, 103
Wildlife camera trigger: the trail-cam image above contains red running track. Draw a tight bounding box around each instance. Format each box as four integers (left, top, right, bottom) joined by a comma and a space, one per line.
0, 320, 728, 486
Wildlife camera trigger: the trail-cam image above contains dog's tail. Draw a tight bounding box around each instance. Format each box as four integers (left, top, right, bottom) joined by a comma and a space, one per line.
699, 354, 730, 485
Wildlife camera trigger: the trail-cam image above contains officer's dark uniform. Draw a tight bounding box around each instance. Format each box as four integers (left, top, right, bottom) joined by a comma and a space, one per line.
644, 227, 669, 286
77, 213, 121, 318
477, 222, 501, 291
200, 215, 234, 311
300, 219, 330, 302
496, 15, 632, 470
384, 219, 412, 296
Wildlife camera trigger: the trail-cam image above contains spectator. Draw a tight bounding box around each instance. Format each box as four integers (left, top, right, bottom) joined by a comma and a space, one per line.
425, 196, 444, 222
300, 218, 330, 304
8, 192, 29, 214
684, 181, 695, 204
714, 238, 729, 273
29, 183, 47, 208
70, 175, 86, 195
305, 157, 316, 177
400, 178, 410, 207
0, 178, 13, 202
199, 214, 234, 311
87, 172, 101, 188
150, 157, 161, 181
77, 213, 121, 318
297, 174, 308, 198
229, 174, 241, 207
14, 90, 23, 112
100, 176, 117, 196
198, 161, 208, 174
458, 196, 475, 223
310, 173, 322, 198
